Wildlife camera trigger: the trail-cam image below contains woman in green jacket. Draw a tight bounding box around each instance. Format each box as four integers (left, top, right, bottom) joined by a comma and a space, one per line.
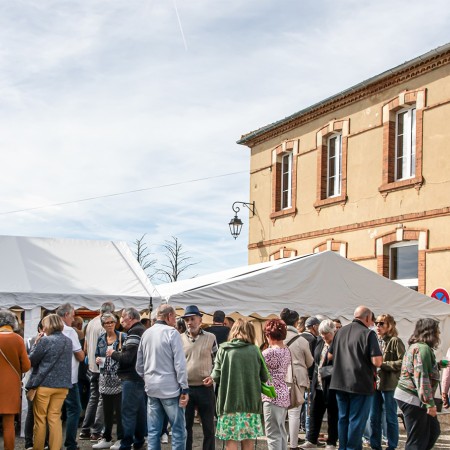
370, 314, 405, 450
211, 318, 268, 450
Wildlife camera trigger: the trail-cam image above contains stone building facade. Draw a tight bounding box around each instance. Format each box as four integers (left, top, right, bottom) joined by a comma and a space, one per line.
238, 43, 450, 296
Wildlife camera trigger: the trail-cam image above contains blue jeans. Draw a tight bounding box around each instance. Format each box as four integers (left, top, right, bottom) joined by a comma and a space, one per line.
120, 380, 147, 450
148, 396, 186, 450
370, 390, 398, 450
64, 384, 82, 450
335, 391, 372, 450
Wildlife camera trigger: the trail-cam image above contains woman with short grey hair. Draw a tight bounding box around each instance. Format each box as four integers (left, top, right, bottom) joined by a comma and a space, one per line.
303, 319, 338, 449
0, 309, 19, 330
318, 319, 336, 336
94, 313, 127, 449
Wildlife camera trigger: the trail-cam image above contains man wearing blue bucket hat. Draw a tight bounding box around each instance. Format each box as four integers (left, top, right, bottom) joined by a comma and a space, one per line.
181, 305, 218, 450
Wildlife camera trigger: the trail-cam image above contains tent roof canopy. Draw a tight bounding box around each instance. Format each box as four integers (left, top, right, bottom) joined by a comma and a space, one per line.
0, 235, 160, 311
158, 251, 450, 322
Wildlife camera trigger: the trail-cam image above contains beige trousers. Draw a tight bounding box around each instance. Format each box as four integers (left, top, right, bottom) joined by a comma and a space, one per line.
33, 386, 68, 450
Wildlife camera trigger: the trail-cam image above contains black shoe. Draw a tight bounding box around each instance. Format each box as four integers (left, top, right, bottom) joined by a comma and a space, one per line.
79, 432, 90, 440
90, 433, 103, 442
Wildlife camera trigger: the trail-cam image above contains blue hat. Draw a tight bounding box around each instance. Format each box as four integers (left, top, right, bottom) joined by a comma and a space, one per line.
181, 305, 203, 318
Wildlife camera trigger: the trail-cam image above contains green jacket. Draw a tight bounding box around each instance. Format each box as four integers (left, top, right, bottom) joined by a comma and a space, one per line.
377, 335, 406, 391
211, 339, 267, 416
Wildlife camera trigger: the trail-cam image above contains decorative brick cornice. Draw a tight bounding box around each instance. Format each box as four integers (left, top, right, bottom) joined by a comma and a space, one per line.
248, 206, 450, 250
238, 45, 450, 148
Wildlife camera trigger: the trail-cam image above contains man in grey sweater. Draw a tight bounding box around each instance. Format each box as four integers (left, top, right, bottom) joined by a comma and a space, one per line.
136, 304, 189, 450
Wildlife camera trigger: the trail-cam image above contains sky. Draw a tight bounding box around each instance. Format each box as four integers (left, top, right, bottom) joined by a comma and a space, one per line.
0, 0, 449, 283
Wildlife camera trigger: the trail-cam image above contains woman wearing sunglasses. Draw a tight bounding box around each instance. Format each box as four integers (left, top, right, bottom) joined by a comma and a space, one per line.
93, 313, 127, 449
370, 314, 405, 450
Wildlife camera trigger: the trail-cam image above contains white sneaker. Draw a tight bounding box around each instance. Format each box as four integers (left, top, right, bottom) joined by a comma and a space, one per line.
93, 439, 113, 449
301, 442, 318, 449
110, 441, 121, 450
161, 433, 169, 444
325, 446, 336, 449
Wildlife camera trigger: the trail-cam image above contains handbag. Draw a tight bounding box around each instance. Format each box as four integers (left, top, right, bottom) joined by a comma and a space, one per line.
287, 348, 303, 409
257, 346, 277, 398
319, 365, 333, 379
434, 380, 444, 412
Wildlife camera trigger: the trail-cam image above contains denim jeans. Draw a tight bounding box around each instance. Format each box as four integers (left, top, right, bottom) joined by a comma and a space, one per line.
335, 391, 372, 450
185, 386, 215, 450
81, 371, 104, 435
64, 383, 82, 450
148, 396, 186, 450
370, 390, 398, 450
120, 380, 147, 450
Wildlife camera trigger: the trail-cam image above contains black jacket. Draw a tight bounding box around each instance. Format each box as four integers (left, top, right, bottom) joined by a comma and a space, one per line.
111, 322, 146, 381
311, 339, 334, 403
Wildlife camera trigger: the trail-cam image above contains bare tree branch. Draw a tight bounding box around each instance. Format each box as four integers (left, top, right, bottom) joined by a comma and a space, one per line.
157, 236, 198, 282
133, 234, 158, 279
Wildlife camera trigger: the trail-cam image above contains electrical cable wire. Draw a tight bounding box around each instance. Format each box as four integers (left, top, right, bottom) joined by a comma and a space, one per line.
0, 170, 247, 216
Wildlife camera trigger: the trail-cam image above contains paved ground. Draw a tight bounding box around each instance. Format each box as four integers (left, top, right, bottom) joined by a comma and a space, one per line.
3, 413, 450, 449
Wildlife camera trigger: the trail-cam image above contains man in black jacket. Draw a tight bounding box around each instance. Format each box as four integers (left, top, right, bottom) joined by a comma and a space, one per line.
107, 308, 147, 450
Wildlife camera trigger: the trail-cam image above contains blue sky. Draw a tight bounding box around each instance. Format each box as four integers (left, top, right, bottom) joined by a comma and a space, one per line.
0, 0, 449, 282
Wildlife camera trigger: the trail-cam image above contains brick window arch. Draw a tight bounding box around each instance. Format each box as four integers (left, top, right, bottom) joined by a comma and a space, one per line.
314, 119, 349, 210
313, 239, 347, 257
376, 227, 427, 293
379, 89, 426, 197
269, 246, 298, 261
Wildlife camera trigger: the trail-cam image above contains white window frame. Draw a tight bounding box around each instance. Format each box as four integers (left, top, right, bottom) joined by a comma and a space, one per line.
389, 241, 418, 290
395, 106, 416, 181
280, 152, 293, 209
326, 133, 342, 198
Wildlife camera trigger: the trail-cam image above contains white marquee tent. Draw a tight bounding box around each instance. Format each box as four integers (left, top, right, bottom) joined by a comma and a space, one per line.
0, 235, 161, 433
158, 251, 450, 357
0, 235, 161, 334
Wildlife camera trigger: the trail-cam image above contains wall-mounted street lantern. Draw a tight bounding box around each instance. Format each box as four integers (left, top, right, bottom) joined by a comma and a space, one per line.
229, 201, 255, 239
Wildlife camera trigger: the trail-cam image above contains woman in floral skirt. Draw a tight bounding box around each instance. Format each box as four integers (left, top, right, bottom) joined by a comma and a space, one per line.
211, 318, 268, 450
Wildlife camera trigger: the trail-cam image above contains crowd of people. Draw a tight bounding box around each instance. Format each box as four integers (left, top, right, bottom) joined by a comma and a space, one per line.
0, 303, 449, 450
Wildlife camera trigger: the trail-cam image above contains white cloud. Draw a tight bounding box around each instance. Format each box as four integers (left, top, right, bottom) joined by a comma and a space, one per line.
0, 0, 448, 279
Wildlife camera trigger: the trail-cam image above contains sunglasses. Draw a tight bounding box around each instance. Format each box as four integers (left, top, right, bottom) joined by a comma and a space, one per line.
375, 321, 385, 326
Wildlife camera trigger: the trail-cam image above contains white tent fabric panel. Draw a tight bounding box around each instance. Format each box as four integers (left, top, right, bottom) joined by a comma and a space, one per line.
0, 235, 160, 311
157, 257, 290, 299
159, 252, 450, 357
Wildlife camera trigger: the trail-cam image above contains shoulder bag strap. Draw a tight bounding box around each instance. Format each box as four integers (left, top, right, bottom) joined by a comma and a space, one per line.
0, 347, 21, 381
287, 334, 302, 347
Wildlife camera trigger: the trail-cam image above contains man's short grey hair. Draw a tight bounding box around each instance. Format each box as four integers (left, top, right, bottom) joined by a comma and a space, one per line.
101, 313, 117, 324
56, 303, 74, 318
0, 309, 19, 330
100, 302, 115, 314
156, 304, 175, 320
123, 307, 140, 321
319, 319, 336, 335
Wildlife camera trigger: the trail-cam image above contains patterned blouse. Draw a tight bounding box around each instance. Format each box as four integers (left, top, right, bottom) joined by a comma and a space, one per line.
262, 347, 291, 408
396, 342, 440, 408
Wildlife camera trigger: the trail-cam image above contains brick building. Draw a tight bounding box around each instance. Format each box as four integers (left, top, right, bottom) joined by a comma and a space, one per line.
238, 43, 450, 296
